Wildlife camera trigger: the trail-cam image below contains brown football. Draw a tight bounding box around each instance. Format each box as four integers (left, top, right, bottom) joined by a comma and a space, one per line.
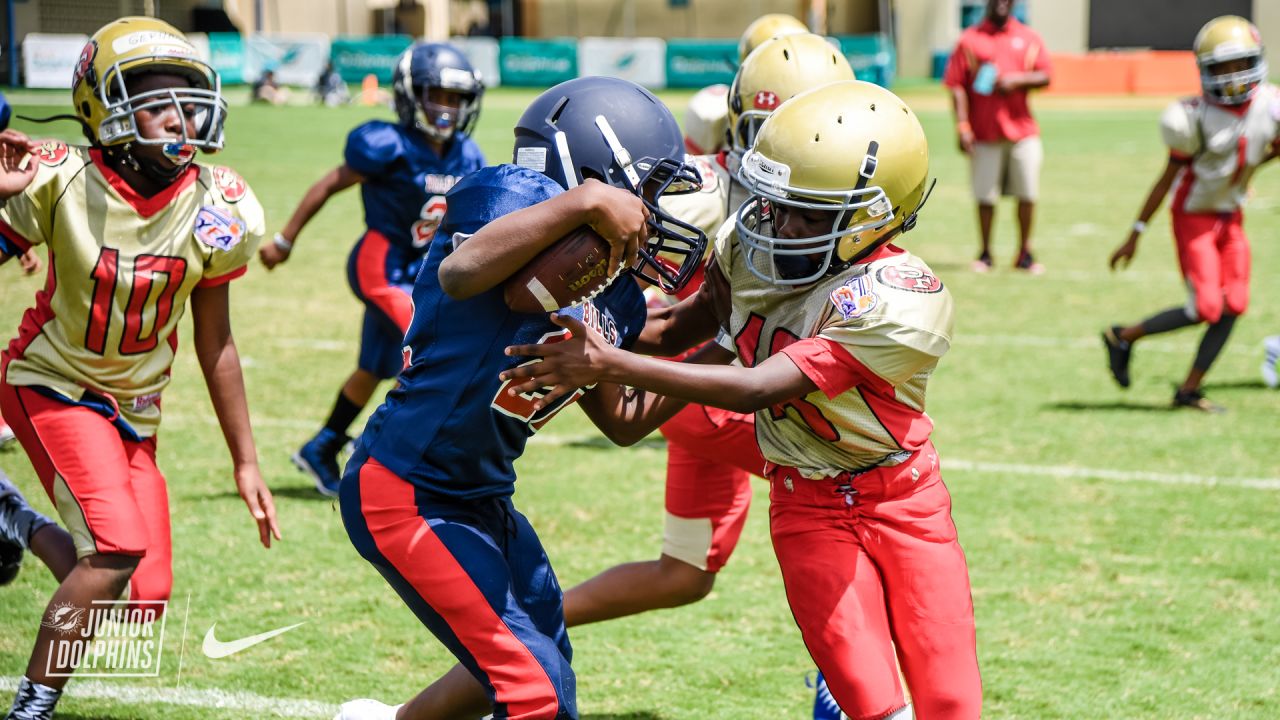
503, 226, 617, 313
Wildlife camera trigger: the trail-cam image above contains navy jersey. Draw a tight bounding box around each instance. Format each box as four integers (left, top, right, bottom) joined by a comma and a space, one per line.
354, 165, 647, 500
344, 120, 487, 252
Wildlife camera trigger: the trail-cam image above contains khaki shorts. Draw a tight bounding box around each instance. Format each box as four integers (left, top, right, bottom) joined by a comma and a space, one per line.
971, 136, 1042, 203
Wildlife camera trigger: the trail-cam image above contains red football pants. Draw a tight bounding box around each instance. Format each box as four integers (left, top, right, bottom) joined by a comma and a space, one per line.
768, 443, 981, 720
0, 382, 172, 607
660, 404, 764, 572
1172, 210, 1250, 323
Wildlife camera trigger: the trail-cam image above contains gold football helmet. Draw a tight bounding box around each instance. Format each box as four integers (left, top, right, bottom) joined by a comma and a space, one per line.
72, 17, 226, 154
738, 13, 809, 62
735, 81, 931, 285
727, 33, 854, 165
1194, 15, 1267, 105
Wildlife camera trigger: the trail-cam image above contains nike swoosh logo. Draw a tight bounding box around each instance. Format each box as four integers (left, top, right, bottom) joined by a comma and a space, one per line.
201, 621, 306, 659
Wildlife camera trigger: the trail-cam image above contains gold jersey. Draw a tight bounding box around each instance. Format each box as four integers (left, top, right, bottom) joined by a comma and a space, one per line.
1161, 83, 1280, 213
0, 141, 264, 437
713, 223, 954, 477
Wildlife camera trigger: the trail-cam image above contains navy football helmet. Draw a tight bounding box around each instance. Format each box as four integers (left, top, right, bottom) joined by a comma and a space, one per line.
393, 42, 483, 143
512, 76, 707, 294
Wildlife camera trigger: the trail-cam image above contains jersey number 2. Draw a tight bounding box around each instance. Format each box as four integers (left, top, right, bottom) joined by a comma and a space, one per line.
86, 248, 188, 355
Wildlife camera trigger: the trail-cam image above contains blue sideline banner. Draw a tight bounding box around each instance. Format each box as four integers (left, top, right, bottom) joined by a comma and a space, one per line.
499, 37, 577, 86
331, 35, 413, 83
665, 39, 737, 88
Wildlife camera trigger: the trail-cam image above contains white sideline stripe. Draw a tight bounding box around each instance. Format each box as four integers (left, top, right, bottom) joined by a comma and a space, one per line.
526, 434, 1280, 490
0, 677, 335, 718
945, 459, 1280, 491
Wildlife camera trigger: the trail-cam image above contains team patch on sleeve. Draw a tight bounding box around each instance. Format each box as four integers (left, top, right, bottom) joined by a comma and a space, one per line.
875, 265, 943, 294
211, 166, 247, 203
830, 275, 878, 319
34, 140, 69, 167
193, 206, 246, 251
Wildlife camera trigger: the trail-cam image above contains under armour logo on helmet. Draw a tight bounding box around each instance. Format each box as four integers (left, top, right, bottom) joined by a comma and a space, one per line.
754, 91, 779, 110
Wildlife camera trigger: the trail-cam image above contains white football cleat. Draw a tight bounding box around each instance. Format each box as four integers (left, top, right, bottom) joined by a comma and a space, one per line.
332, 698, 403, 720
1262, 336, 1280, 389
0, 420, 14, 446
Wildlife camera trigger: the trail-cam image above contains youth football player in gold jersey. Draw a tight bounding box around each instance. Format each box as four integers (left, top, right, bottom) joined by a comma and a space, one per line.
501, 81, 982, 719
0, 18, 280, 718
1104, 15, 1280, 412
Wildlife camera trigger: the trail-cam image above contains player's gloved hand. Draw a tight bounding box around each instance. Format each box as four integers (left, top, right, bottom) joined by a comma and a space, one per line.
235, 463, 282, 548
579, 178, 648, 276
0, 129, 40, 199
501, 312, 613, 411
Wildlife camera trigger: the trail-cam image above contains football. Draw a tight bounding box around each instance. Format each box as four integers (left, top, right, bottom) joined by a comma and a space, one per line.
503, 225, 619, 313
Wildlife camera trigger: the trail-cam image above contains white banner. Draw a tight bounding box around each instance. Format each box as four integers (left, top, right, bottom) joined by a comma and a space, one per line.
578, 37, 666, 88
449, 36, 501, 88
186, 33, 211, 65
243, 33, 330, 86
23, 33, 89, 89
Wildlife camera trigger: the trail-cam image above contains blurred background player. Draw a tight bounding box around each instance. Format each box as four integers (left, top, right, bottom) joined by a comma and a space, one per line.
943, 0, 1052, 273
0, 18, 279, 719
316, 61, 350, 107
333, 76, 706, 720
499, 80, 982, 720
1263, 335, 1280, 389
260, 41, 486, 496
251, 68, 291, 105
1104, 15, 1278, 413
556, 27, 855, 644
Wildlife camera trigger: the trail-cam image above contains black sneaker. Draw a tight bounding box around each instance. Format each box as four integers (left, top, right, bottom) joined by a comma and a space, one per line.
1102, 326, 1132, 388
1173, 388, 1225, 414
1014, 250, 1045, 274
970, 252, 993, 273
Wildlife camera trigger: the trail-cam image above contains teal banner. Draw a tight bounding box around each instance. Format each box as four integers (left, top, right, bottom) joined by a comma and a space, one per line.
331, 35, 413, 83
665, 39, 737, 88
207, 33, 246, 85
835, 34, 895, 88
499, 38, 577, 87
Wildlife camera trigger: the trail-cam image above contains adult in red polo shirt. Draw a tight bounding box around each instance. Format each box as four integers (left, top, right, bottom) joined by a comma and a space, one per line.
944, 0, 1052, 273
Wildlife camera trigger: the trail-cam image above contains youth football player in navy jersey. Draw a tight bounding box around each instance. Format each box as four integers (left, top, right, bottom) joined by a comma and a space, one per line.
333, 77, 706, 720
259, 42, 487, 495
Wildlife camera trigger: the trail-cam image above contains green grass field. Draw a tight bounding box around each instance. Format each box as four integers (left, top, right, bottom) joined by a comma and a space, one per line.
1, 84, 1279, 719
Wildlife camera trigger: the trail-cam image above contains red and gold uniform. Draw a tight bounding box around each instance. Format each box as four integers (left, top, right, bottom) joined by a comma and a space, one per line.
1161, 83, 1279, 322
724, 81, 981, 719
0, 142, 262, 597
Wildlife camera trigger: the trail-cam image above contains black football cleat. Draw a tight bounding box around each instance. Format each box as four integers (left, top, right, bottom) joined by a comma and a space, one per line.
1102, 326, 1132, 388
1172, 388, 1225, 414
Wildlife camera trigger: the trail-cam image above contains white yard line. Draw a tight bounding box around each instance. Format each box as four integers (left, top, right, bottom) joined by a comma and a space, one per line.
943, 459, 1280, 491
0, 676, 335, 718
526, 434, 1280, 490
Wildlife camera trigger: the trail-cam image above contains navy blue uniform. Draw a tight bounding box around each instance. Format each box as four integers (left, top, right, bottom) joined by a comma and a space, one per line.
343, 120, 486, 378
341, 166, 645, 720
